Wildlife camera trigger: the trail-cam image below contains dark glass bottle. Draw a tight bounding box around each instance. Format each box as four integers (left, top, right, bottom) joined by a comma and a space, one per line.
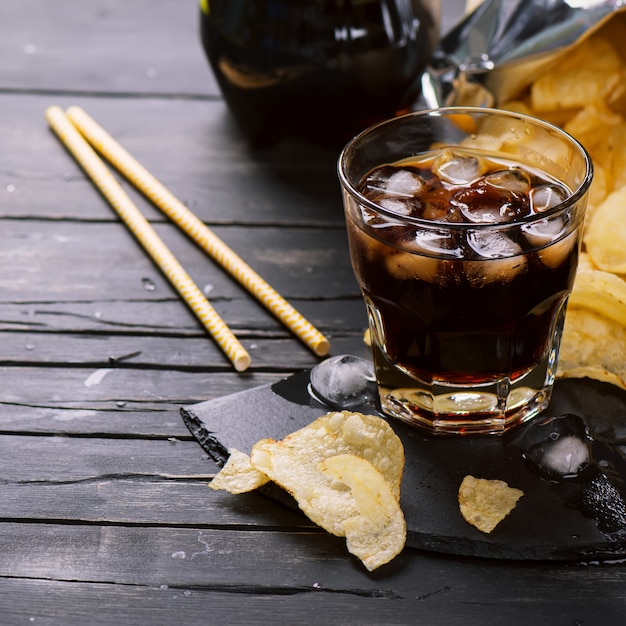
200, 0, 440, 147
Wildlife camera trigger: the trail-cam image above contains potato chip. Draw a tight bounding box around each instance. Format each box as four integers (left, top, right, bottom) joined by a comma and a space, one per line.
586, 185, 626, 276
499, 100, 533, 116
319, 454, 406, 571
585, 161, 609, 215
209, 411, 406, 570
458, 475, 523, 534
464, 113, 530, 153
556, 365, 626, 390
499, 26, 626, 198
576, 252, 597, 273
363, 327, 372, 347
251, 411, 404, 500
563, 107, 625, 205
209, 448, 269, 494
563, 101, 624, 146
494, 25, 626, 392
530, 38, 626, 113
608, 125, 626, 191
558, 308, 626, 390
568, 268, 626, 327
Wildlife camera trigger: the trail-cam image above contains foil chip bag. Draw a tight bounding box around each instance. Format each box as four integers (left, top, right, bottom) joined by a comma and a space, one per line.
422, 0, 626, 109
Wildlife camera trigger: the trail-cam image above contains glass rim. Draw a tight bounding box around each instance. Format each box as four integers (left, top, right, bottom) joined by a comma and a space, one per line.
337, 106, 594, 231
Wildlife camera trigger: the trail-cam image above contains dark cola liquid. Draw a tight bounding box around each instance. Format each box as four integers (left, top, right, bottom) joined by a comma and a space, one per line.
347, 149, 580, 387
200, 0, 439, 146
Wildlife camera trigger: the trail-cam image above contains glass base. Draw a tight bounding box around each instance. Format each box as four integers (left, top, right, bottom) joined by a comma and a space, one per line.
373, 338, 561, 435
368, 294, 568, 435
378, 379, 551, 435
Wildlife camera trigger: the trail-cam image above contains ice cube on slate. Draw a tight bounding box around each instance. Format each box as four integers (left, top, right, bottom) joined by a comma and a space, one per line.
520, 414, 592, 480
539, 435, 590, 478
309, 355, 377, 410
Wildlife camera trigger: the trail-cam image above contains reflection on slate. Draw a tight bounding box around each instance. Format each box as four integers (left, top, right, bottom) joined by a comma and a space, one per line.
181, 356, 626, 561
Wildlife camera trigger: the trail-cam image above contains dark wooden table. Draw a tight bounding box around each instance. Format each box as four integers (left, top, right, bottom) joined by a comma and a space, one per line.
2, 1, 626, 624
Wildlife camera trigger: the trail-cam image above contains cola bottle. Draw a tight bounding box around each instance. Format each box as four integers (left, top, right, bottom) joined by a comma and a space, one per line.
199, 0, 440, 147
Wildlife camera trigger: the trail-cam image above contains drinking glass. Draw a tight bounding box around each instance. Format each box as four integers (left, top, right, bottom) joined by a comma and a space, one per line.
338, 107, 593, 435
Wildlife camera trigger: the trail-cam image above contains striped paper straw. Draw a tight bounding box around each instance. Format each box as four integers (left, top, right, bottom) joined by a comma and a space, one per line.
64, 106, 331, 357
45, 106, 251, 372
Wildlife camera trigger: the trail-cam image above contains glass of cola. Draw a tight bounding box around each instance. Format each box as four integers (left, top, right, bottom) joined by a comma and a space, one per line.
338, 107, 593, 435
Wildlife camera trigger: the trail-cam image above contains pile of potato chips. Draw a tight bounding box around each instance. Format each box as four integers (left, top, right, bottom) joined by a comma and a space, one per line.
499, 19, 626, 391
209, 410, 406, 571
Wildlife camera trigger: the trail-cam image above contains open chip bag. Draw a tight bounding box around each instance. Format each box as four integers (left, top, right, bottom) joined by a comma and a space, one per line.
422, 0, 626, 390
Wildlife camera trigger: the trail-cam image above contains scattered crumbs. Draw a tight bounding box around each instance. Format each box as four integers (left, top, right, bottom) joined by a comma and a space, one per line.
142, 277, 157, 291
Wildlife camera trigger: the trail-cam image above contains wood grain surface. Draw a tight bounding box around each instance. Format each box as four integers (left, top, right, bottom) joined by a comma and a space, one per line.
2, 0, 625, 624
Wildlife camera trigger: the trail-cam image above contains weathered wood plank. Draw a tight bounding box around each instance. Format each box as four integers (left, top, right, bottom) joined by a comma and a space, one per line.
1, 220, 358, 302
0, 332, 367, 370
0, 95, 345, 225
0, 522, 623, 626
0, 0, 216, 96
0, 367, 288, 436
0, 298, 367, 336
0, 435, 216, 482
0, 365, 277, 404
0, 360, 356, 438
7, 1, 622, 624
0, 576, 621, 626
0, 479, 312, 528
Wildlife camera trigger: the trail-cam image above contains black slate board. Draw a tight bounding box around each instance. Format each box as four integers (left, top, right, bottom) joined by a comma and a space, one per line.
181, 367, 626, 562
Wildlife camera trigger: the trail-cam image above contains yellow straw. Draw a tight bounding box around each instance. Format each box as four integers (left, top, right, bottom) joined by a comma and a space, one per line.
45, 106, 251, 372
64, 106, 331, 357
